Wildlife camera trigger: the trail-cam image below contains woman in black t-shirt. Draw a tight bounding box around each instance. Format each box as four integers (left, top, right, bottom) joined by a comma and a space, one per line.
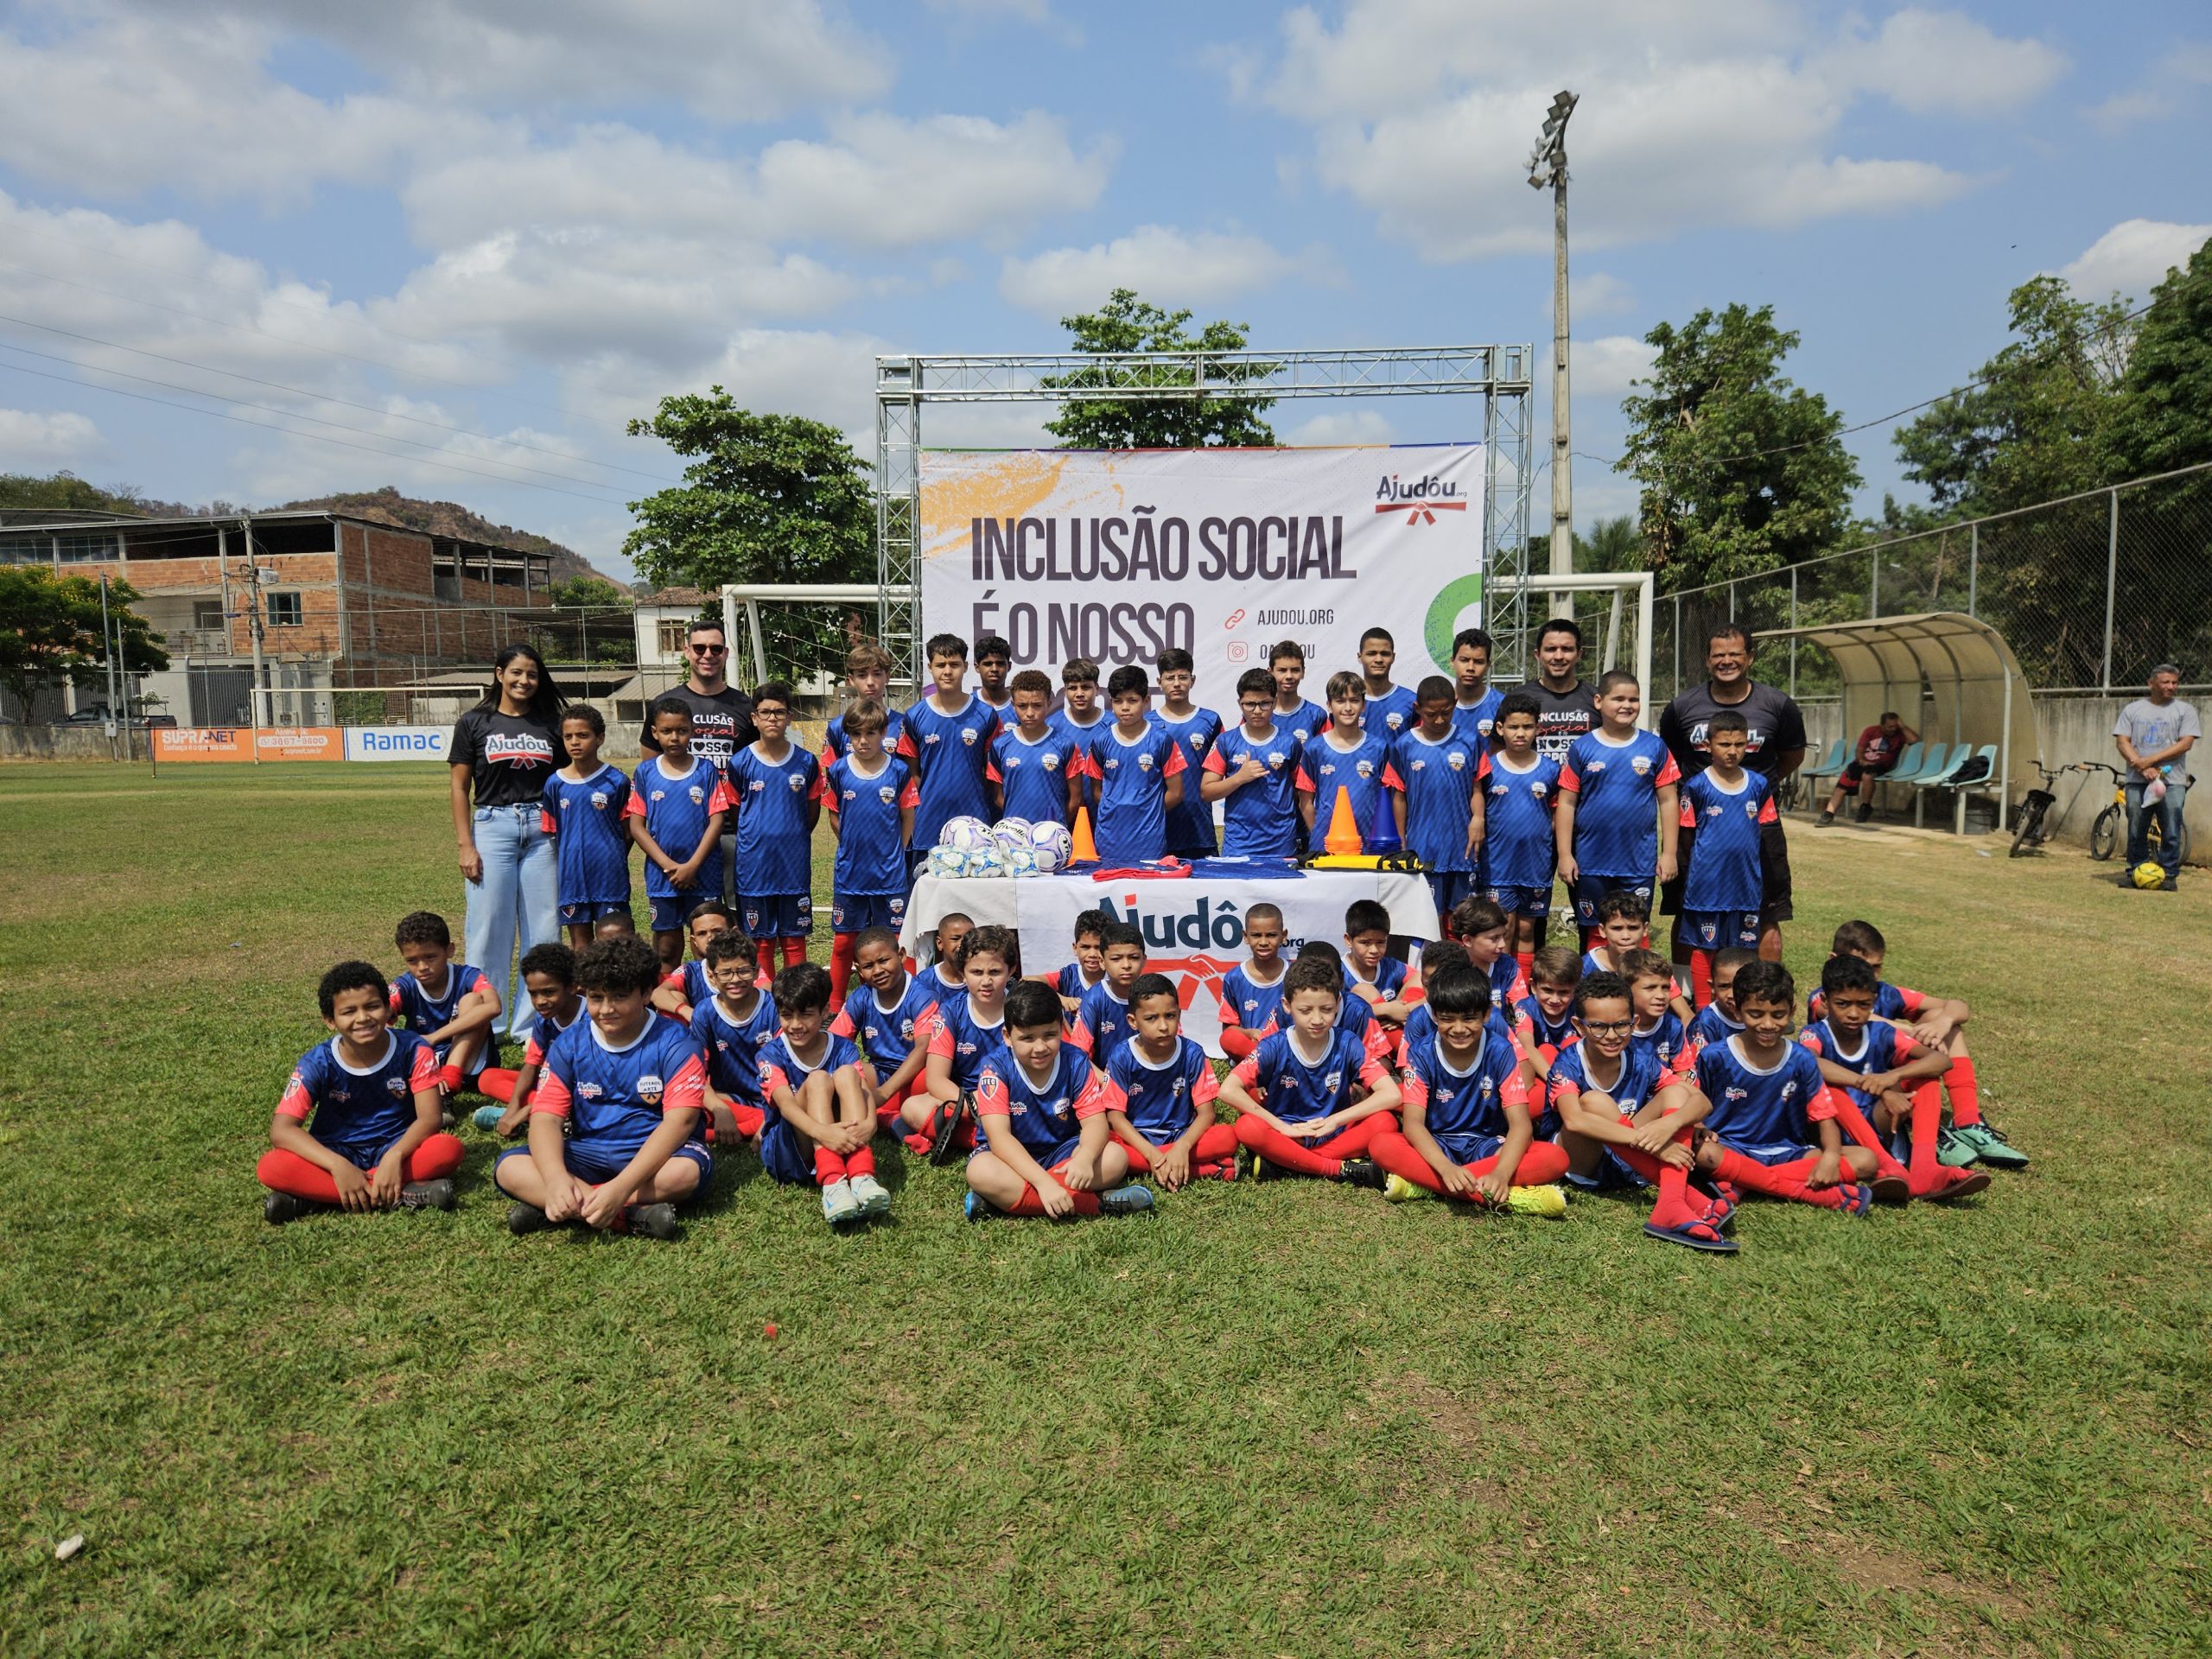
448, 645, 566, 1039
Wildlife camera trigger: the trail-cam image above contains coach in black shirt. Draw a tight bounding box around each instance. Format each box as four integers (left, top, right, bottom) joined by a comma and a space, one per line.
642, 616, 758, 905
1658, 623, 1808, 960
1505, 615, 1601, 766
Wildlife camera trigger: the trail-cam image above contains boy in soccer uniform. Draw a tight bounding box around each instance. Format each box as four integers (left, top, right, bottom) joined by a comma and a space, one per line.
1342, 897, 1417, 1029
1043, 908, 1109, 1014
914, 924, 1018, 1161
1221, 956, 1401, 1185
1556, 670, 1681, 945
1450, 895, 1532, 1014
821, 642, 904, 766
1105, 973, 1240, 1188
988, 670, 1083, 830
543, 706, 633, 948
259, 961, 467, 1224
1675, 710, 1777, 1008
1216, 901, 1290, 1060
1081, 665, 1185, 864
1513, 946, 1582, 1071
1049, 658, 1112, 771
1471, 693, 1560, 976
690, 929, 778, 1147
1622, 947, 1693, 1074
1581, 889, 1653, 979
1449, 627, 1503, 749
1800, 954, 1989, 1202
1359, 626, 1420, 740
1203, 668, 1306, 859
1297, 671, 1402, 849
898, 633, 1001, 873
830, 926, 942, 1135
1687, 948, 1757, 1053
497, 935, 713, 1240
755, 963, 887, 1225
1069, 919, 1147, 1064
1268, 639, 1329, 745
925, 913, 972, 1001
725, 679, 822, 975
626, 696, 737, 973
965, 981, 1154, 1220
1548, 970, 1735, 1253
651, 900, 734, 1022
1812, 919, 2022, 1168
1249, 940, 1393, 1065
390, 909, 499, 1101
823, 697, 916, 1005
475, 943, 583, 1136
1154, 648, 1222, 861
972, 632, 1014, 717
1389, 677, 1483, 913
1370, 963, 1569, 1213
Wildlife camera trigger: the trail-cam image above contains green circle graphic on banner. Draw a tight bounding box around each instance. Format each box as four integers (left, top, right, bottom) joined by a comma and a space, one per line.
1424, 574, 1485, 666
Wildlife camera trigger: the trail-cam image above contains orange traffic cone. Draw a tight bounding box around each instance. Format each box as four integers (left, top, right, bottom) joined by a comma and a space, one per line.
1071, 804, 1099, 863
1323, 786, 1363, 856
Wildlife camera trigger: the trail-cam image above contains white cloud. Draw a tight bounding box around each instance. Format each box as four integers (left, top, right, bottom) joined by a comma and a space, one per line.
1573, 335, 1657, 397
1822, 9, 2067, 115
1285, 409, 1396, 447
0, 407, 103, 463
2082, 90, 2169, 134
2058, 219, 2211, 302
1571, 272, 1637, 317
999, 225, 1324, 316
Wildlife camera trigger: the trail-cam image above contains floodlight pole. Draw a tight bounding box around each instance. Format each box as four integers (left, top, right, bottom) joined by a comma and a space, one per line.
1530, 91, 1579, 620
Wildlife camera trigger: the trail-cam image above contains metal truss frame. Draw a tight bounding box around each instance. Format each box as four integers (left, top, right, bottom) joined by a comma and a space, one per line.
874, 345, 1535, 689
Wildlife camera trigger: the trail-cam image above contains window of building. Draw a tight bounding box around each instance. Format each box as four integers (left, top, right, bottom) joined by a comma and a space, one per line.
192, 601, 226, 630
265, 591, 303, 627
0, 537, 46, 564
54, 534, 117, 563
657, 619, 689, 657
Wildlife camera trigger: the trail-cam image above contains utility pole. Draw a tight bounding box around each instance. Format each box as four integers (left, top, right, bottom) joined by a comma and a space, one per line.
1529, 90, 1579, 620
243, 513, 267, 763
99, 573, 119, 761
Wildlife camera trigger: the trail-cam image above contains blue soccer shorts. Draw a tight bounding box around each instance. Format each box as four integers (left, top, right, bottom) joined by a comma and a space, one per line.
1571, 874, 1653, 929
497, 1137, 715, 1190
1484, 882, 1553, 920
741, 893, 814, 940
649, 892, 721, 933
559, 899, 631, 927
830, 892, 906, 932
1681, 908, 1761, 950
1424, 871, 1474, 916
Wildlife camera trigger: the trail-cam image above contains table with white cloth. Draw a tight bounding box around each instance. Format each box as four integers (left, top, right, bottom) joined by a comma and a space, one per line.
899, 869, 1441, 1056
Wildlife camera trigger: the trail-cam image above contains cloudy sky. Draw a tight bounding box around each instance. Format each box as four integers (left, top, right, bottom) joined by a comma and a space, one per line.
0, 0, 2205, 576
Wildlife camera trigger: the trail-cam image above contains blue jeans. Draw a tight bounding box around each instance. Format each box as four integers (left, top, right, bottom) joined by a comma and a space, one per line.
465, 804, 558, 1037
2124, 776, 2190, 879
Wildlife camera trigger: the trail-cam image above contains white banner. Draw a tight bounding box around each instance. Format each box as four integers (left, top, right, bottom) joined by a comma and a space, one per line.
345, 726, 451, 762
918, 445, 1486, 687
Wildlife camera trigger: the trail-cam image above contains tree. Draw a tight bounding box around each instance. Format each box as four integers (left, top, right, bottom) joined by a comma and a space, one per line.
2105, 236, 2212, 482
0, 567, 168, 712
1617, 303, 1860, 594
1042, 289, 1277, 448
545, 575, 630, 611
1573, 513, 1640, 573
622, 392, 873, 593
1894, 276, 2134, 518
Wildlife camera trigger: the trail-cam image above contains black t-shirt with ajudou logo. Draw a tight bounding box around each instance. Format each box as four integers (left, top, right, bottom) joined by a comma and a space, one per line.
449, 709, 562, 808
1503, 678, 1600, 765
1657, 682, 1808, 781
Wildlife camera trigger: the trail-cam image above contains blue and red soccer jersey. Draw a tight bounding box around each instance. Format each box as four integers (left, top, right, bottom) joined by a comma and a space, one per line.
823, 754, 915, 899
519, 1003, 584, 1068
1083, 725, 1186, 864
390, 963, 490, 1071
1155, 708, 1223, 855
1344, 957, 1410, 1001
925, 993, 1008, 1094
1364, 684, 1420, 741
1389, 728, 1482, 874
1631, 1010, 1689, 1077
1230, 1027, 1389, 1140
1257, 983, 1391, 1062
987, 728, 1081, 828
1686, 1002, 1745, 1055
830, 974, 941, 1077
821, 705, 904, 768
1544, 1036, 1670, 1126
279, 1030, 440, 1158
896, 696, 1001, 848
624, 756, 737, 901
1678, 769, 1777, 915
1105, 1036, 1218, 1145
1806, 979, 1928, 1024
1513, 993, 1577, 1057
725, 741, 822, 900
975, 1044, 1116, 1169
1069, 980, 1138, 1063
757, 1030, 864, 1106
1559, 730, 1679, 881
1798, 1017, 1917, 1107
690, 988, 781, 1103
533, 1015, 708, 1162
1296, 730, 1402, 849
1452, 689, 1502, 750
1053, 962, 1103, 1001
1693, 1035, 1834, 1164
1401, 1024, 1530, 1151
1049, 707, 1114, 777
541, 764, 632, 911
1215, 963, 1288, 1035
1274, 697, 1329, 746
1477, 751, 1561, 888
1204, 723, 1305, 857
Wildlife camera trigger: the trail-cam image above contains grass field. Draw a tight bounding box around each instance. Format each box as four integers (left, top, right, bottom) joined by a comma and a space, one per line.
3, 760, 2209, 1657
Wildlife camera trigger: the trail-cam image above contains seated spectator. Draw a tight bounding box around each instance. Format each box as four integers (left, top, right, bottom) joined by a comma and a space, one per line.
1818, 711, 1918, 825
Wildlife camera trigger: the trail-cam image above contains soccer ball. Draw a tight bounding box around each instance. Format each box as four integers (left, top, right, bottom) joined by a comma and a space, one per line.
991, 817, 1033, 855
965, 843, 1008, 879
1002, 844, 1040, 878
925, 845, 971, 879
1029, 821, 1074, 872
939, 816, 995, 852
2132, 861, 2167, 889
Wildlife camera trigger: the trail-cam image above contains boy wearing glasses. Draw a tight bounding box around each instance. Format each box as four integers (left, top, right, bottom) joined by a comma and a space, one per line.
1200, 667, 1305, 858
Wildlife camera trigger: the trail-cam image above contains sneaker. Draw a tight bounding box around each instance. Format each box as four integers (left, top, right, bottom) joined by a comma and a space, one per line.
2160, 876, 2179, 893
1854, 802, 1873, 824
963, 1189, 991, 1223
1815, 810, 1835, 827
1335, 1157, 1387, 1191
506, 1201, 552, 1236
1922, 1167, 1992, 1202
472, 1104, 505, 1132
397, 1178, 457, 1211
1952, 1122, 2028, 1168
263, 1192, 318, 1225
1382, 1173, 1433, 1204
626, 1201, 681, 1239
925, 1096, 969, 1165
1935, 1128, 1980, 1168
1245, 1147, 1282, 1183
821, 1179, 862, 1225
1097, 1184, 1156, 1216
1503, 1183, 1568, 1218
848, 1173, 892, 1218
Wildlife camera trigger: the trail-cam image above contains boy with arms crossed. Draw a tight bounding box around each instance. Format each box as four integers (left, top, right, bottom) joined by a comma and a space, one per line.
756, 962, 887, 1225
390, 909, 500, 1103
1202, 669, 1306, 859
1106, 974, 1240, 1188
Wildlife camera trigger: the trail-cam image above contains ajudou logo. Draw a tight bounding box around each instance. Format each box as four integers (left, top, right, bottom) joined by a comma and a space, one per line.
485, 731, 555, 769
1375, 472, 1469, 526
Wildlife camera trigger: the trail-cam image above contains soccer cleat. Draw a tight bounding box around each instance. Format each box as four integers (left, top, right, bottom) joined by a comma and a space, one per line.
472, 1104, 505, 1132
1097, 1184, 1156, 1216
925, 1095, 969, 1165
848, 1173, 891, 1218
1382, 1173, 1434, 1204
1866, 1173, 1911, 1206
1335, 1157, 1387, 1192
1245, 1148, 1283, 1183
963, 1190, 991, 1223
263, 1192, 322, 1225
1921, 1167, 1992, 1202
1503, 1183, 1568, 1218
1936, 1128, 1981, 1168
397, 1178, 457, 1212
1952, 1122, 2028, 1168
506, 1201, 553, 1236
821, 1179, 862, 1225
626, 1202, 681, 1240
1815, 810, 1835, 827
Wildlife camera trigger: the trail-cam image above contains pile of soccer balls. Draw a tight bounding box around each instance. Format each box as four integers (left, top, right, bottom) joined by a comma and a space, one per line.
925, 816, 1075, 879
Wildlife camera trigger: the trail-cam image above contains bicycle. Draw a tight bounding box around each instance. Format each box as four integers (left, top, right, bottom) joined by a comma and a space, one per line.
2083, 760, 2193, 865
2008, 760, 2071, 857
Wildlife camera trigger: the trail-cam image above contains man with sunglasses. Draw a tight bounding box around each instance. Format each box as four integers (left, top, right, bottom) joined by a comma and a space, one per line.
645, 619, 759, 904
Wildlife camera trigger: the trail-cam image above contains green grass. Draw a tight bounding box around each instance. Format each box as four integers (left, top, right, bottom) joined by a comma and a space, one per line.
2, 761, 2208, 1656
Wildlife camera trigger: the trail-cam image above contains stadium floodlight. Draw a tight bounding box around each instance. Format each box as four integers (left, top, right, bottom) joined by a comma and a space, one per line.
1528, 89, 1579, 610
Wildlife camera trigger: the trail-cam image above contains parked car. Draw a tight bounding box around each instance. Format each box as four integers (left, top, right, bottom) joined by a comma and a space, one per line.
61, 708, 113, 726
